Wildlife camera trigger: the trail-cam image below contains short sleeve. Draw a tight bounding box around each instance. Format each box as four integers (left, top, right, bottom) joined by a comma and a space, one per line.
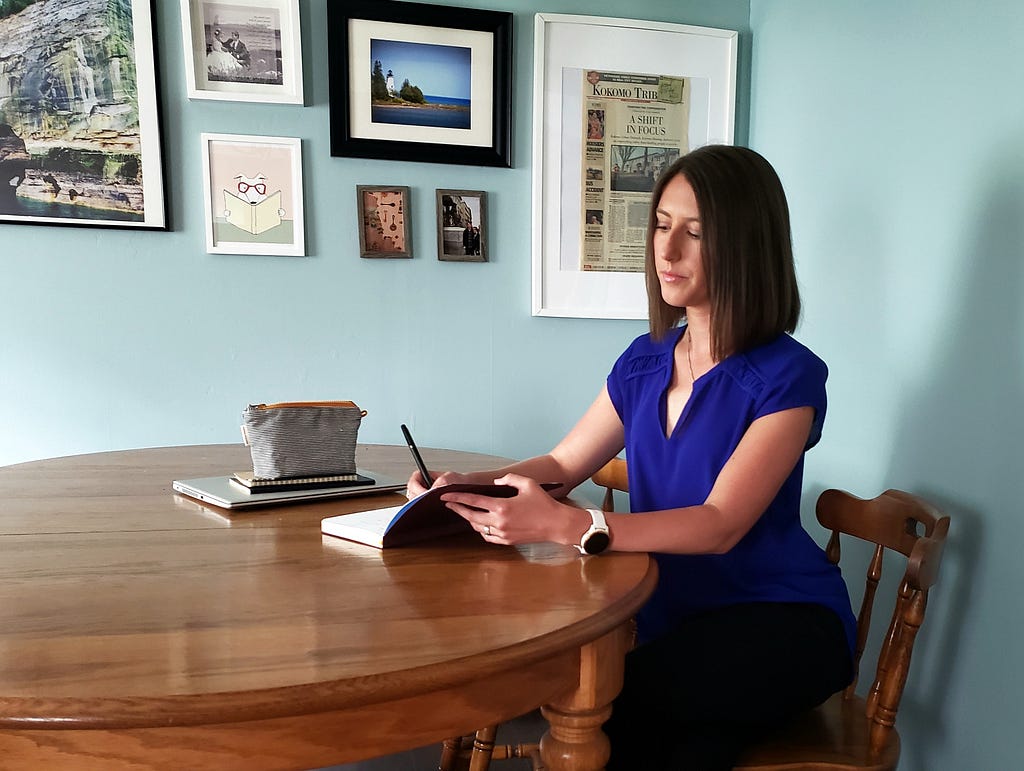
753, 349, 828, 449
606, 343, 633, 423
606, 333, 672, 427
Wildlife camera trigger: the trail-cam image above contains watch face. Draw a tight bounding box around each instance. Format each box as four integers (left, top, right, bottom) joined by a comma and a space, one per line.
583, 530, 610, 555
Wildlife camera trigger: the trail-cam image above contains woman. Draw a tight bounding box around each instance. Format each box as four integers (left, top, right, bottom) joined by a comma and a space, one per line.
407, 145, 855, 768
206, 29, 242, 76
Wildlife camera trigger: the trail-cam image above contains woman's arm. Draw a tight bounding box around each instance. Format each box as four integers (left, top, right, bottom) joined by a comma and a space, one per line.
604, 406, 815, 554
443, 405, 814, 554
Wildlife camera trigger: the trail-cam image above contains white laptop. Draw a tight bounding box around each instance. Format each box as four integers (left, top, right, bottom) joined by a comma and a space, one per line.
172, 469, 406, 510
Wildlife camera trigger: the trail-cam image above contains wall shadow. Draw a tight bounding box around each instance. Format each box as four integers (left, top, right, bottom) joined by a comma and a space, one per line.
878, 153, 1024, 770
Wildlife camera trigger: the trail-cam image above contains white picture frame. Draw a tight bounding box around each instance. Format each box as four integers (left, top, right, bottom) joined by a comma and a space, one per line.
180, 0, 304, 104
531, 13, 738, 319
200, 133, 305, 256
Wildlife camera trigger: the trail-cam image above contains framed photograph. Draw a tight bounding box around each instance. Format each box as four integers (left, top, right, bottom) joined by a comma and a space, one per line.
0, 0, 166, 229
356, 185, 412, 258
531, 14, 738, 319
180, 0, 303, 104
200, 133, 305, 256
328, 0, 512, 168
436, 189, 487, 262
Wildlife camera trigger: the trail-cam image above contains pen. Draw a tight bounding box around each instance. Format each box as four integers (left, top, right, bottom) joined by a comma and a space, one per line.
400, 424, 435, 487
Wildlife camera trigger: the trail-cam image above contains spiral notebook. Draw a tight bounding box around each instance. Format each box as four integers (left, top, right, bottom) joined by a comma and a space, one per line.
230, 470, 373, 492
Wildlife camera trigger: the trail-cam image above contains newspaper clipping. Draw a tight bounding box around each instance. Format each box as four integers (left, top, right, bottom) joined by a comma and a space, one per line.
581, 70, 691, 272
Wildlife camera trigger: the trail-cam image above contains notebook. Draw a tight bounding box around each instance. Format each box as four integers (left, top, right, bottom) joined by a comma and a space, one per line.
172, 468, 406, 510
321, 482, 562, 548
230, 470, 374, 492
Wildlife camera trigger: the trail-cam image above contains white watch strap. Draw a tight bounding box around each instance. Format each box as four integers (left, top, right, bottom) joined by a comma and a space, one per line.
575, 508, 610, 554
586, 508, 608, 530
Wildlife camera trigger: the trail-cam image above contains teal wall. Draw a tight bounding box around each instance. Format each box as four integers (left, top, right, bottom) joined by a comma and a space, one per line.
1, 0, 750, 466
750, 1, 1022, 768
2, 1, 1018, 768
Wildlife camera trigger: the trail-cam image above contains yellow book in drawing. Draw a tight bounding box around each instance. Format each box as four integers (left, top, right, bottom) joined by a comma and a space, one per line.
224, 190, 283, 235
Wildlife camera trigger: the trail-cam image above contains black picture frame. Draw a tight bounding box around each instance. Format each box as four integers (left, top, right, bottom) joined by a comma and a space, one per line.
328, 0, 512, 168
0, 0, 167, 230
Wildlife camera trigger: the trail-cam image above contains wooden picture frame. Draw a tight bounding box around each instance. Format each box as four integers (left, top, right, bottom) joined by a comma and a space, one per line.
200, 133, 305, 256
0, 0, 167, 229
436, 189, 487, 262
356, 185, 412, 258
531, 14, 738, 318
328, 0, 512, 168
180, 0, 304, 104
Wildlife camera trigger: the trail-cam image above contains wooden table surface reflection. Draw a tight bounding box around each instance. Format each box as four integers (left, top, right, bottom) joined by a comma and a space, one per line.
0, 444, 656, 770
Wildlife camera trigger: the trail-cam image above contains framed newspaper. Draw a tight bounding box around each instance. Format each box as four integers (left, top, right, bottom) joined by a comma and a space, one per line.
531, 14, 738, 319
200, 133, 305, 256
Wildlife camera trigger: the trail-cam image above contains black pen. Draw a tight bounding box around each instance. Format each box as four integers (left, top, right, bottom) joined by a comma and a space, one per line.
400, 424, 435, 487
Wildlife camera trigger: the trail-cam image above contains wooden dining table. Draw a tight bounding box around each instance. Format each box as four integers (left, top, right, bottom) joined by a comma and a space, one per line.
0, 443, 656, 770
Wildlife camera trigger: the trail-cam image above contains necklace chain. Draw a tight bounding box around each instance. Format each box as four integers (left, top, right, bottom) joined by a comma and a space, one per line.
686, 327, 696, 383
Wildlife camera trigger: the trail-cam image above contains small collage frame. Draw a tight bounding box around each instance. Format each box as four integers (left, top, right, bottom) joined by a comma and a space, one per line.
179, 0, 504, 260
357, 187, 488, 263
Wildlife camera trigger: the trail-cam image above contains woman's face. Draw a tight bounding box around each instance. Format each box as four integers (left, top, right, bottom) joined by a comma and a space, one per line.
652, 174, 708, 310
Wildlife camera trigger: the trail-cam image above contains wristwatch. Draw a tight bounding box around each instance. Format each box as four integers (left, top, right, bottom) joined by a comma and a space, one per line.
576, 508, 611, 555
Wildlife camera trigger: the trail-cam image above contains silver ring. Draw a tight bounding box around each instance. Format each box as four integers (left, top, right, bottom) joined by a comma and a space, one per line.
484, 525, 491, 536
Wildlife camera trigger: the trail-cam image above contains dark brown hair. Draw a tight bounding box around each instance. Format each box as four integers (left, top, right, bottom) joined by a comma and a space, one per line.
645, 145, 800, 360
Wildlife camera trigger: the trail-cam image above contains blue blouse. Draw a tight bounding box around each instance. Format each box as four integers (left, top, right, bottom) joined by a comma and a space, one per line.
607, 327, 856, 652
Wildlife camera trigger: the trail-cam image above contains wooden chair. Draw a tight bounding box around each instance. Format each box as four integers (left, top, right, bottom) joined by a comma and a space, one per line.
437, 458, 630, 771
733, 488, 951, 771
591, 456, 628, 512
437, 729, 542, 771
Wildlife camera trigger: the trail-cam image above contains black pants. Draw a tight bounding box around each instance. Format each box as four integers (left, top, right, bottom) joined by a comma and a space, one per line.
604, 602, 853, 771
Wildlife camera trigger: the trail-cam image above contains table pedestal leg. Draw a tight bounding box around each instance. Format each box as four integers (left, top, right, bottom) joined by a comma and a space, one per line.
539, 622, 631, 771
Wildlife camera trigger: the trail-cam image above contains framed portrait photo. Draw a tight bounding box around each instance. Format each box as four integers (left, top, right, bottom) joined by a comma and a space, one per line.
328, 0, 512, 167
180, 0, 304, 104
200, 133, 305, 256
0, 0, 166, 229
436, 189, 486, 262
356, 185, 412, 258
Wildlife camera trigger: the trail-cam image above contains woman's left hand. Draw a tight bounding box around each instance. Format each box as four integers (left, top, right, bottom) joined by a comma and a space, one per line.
440, 473, 586, 546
